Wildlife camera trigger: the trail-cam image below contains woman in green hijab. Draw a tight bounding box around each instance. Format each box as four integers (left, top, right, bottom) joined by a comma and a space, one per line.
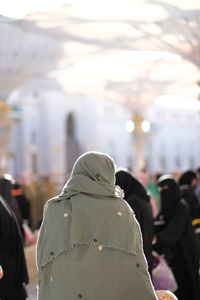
36, 152, 158, 300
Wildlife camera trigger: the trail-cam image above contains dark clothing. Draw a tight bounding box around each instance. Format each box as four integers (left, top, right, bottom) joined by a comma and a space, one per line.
13, 184, 32, 228
179, 171, 196, 187
0, 178, 22, 222
154, 200, 200, 300
158, 175, 181, 222
0, 177, 25, 240
126, 193, 154, 272
0, 196, 29, 299
16, 194, 32, 226
180, 185, 198, 220
178, 170, 199, 221
116, 170, 154, 272
195, 182, 200, 203
193, 202, 200, 250
179, 173, 200, 257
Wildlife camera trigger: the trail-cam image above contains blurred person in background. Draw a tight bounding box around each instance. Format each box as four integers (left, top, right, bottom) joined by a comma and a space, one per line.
0, 176, 26, 239
193, 203, 200, 247
115, 169, 154, 273
191, 168, 200, 249
0, 193, 29, 299
195, 167, 200, 203
0, 176, 22, 224
154, 175, 200, 300
12, 182, 32, 228
36, 152, 158, 300
178, 170, 200, 248
136, 169, 158, 218
178, 170, 198, 221
26, 176, 57, 231
147, 174, 161, 214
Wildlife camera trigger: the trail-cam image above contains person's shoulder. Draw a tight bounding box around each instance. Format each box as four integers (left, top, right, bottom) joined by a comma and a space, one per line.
180, 188, 191, 197
44, 196, 62, 210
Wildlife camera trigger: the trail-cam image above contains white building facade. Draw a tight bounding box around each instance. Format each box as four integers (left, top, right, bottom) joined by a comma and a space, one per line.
145, 102, 200, 174
6, 79, 200, 183
7, 79, 134, 184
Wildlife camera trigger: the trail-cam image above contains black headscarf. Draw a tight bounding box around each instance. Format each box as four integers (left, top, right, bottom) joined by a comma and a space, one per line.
12, 183, 32, 227
178, 171, 198, 219
0, 177, 22, 222
158, 175, 181, 222
115, 170, 150, 202
179, 170, 197, 187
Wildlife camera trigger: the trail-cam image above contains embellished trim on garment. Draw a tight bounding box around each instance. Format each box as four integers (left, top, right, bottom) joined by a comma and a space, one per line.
39, 242, 136, 270
192, 218, 200, 226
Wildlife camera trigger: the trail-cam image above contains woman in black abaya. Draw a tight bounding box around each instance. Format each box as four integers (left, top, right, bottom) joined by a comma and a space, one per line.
0, 188, 29, 299
178, 170, 198, 220
154, 175, 200, 300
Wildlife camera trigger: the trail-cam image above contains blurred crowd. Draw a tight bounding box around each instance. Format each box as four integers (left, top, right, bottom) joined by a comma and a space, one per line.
0, 162, 200, 299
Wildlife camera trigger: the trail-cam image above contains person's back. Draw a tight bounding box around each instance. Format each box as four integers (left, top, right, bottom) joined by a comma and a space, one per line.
36, 152, 158, 300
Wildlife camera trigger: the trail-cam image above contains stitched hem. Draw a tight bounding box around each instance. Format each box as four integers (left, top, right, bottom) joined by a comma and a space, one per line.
39, 242, 136, 270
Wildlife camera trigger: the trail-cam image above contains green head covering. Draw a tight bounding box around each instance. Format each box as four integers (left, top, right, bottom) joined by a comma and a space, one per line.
60, 151, 122, 198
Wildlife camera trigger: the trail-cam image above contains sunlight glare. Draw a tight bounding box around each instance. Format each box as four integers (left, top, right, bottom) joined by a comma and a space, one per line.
155, 95, 200, 110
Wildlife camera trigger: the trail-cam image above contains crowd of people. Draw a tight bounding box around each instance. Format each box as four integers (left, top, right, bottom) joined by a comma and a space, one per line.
0, 151, 200, 299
